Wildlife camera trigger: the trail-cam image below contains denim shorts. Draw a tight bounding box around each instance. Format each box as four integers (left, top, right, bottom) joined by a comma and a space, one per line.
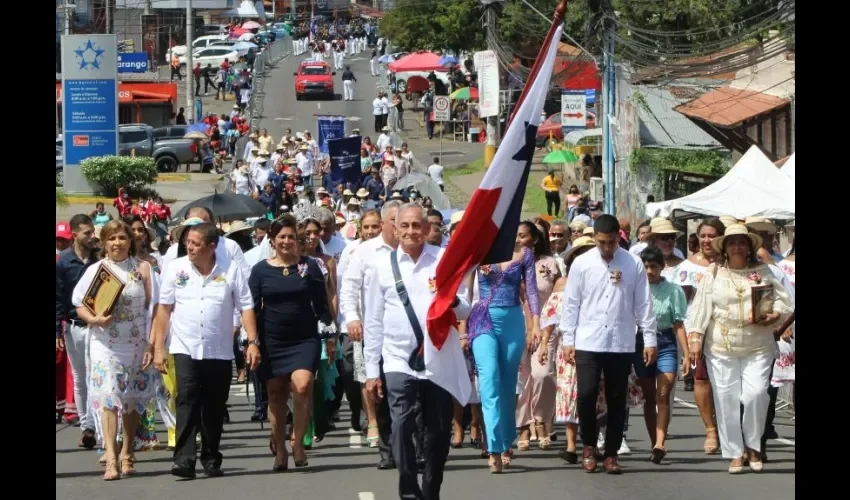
633, 329, 679, 378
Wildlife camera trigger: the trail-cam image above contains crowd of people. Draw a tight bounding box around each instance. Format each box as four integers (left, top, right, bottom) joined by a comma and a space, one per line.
56, 182, 795, 493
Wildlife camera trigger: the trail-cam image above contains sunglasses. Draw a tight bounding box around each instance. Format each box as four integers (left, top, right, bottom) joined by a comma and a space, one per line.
550, 232, 565, 238
657, 234, 676, 241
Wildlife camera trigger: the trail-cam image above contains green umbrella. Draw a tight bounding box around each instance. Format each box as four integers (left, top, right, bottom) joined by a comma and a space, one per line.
542, 150, 579, 164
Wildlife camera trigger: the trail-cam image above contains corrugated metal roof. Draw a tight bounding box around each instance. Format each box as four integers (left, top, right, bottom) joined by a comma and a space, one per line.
674, 86, 789, 128
635, 85, 721, 149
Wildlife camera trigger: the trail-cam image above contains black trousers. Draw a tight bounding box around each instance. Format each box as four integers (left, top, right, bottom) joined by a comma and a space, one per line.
575, 351, 632, 458
381, 114, 389, 129
545, 191, 561, 217
385, 372, 453, 500
376, 363, 395, 464
252, 367, 268, 413
173, 354, 232, 468
374, 115, 382, 134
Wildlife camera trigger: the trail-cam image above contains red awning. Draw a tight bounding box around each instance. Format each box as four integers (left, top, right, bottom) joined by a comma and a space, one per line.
389, 52, 444, 73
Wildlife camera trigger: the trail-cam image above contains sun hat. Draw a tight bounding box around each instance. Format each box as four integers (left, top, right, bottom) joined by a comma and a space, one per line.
343, 188, 355, 197
744, 216, 778, 234
391, 191, 403, 199
718, 215, 739, 227
224, 220, 253, 238
582, 226, 595, 236
569, 220, 587, 232
711, 223, 762, 254
648, 219, 681, 235
347, 198, 361, 206
356, 188, 369, 198
564, 236, 596, 263
169, 217, 206, 242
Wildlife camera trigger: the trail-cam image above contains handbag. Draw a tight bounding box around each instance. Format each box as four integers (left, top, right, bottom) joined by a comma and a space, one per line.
390, 250, 426, 372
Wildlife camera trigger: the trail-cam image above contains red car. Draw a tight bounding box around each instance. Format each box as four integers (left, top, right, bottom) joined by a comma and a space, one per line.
294, 61, 335, 100
536, 111, 596, 148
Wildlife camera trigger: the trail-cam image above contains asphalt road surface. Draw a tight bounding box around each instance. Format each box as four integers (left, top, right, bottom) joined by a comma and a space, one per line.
55, 378, 795, 500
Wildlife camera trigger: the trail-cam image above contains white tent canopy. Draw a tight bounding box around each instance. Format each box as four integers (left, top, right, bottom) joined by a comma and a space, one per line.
781, 153, 795, 180
224, 1, 260, 18
645, 146, 795, 220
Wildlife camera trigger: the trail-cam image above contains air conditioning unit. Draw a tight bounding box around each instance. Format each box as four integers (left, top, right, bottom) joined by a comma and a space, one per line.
589, 176, 604, 202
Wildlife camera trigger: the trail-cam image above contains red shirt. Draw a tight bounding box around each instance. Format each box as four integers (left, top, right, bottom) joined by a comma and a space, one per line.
149, 203, 171, 222
113, 196, 131, 216
131, 205, 148, 220
221, 60, 230, 71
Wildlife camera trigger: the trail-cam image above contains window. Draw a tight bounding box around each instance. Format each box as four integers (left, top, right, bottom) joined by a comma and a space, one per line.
301, 66, 329, 76
550, 113, 562, 124
202, 48, 230, 57
120, 131, 148, 144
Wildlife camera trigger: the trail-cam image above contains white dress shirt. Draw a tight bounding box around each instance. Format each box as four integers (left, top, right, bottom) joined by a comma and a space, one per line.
376, 133, 391, 152
559, 247, 658, 352
162, 236, 250, 279
363, 244, 470, 379
320, 234, 348, 262
372, 98, 382, 116
295, 152, 312, 176
336, 239, 363, 332
159, 256, 254, 360
339, 234, 394, 326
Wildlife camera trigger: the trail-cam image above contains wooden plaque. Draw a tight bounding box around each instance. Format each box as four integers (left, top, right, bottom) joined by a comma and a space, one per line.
82, 264, 126, 318
751, 284, 775, 322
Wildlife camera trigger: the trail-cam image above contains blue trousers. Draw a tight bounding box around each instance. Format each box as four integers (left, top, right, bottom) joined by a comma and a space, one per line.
472, 305, 526, 454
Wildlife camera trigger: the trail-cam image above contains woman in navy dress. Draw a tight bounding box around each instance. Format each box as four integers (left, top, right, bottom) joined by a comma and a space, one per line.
248, 215, 333, 472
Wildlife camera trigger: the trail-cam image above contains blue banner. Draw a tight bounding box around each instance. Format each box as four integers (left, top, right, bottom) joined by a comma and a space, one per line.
117, 52, 149, 73
63, 79, 119, 165
317, 116, 346, 155
328, 136, 363, 187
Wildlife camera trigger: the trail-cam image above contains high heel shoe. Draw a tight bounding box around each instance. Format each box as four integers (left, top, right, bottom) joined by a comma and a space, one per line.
366, 425, 380, 448
535, 422, 551, 450
293, 446, 309, 468
273, 448, 289, 472
104, 456, 121, 481
488, 454, 502, 474
120, 454, 137, 476
704, 427, 720, 455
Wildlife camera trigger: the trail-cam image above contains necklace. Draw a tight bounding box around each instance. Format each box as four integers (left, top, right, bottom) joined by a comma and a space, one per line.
726, 265, 748, 295
274, 257, 298, 276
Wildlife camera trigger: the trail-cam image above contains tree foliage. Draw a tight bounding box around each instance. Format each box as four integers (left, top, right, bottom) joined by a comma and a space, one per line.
379, 0, 485, 53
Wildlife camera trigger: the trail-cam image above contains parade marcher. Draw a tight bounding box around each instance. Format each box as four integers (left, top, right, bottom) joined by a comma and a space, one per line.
342, 65, 357, 101
152, 222, 259, 479
56, 214, 100, 450
559, 215, 658, 474
364, 203, 471, 499
370, 47, 379, 76
373, 92, 384, 134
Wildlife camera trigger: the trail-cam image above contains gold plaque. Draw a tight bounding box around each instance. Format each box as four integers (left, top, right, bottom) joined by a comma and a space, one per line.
751, 284, 775, 322
82, 264, 126, 318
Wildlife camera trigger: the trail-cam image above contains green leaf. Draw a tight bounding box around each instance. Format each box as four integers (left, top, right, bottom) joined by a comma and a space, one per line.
80, 156, 159, 197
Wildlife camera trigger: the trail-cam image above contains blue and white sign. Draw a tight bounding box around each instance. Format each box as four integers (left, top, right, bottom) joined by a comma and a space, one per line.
117, 52, 149, 73
317, 116, 346, 155
61, 34, 119, 194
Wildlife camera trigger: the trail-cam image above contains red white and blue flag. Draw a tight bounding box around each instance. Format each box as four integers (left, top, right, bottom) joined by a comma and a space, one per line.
426, 24, 565, 350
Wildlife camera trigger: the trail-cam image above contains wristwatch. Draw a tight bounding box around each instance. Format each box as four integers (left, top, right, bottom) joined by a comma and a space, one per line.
247, 339, 261, 347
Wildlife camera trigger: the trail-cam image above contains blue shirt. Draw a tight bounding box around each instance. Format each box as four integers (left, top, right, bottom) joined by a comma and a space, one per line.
56, 247, 99, 337
363, 177, 384, 200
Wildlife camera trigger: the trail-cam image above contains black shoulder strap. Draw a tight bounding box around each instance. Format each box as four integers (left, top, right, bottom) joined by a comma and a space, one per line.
390, 250, 426, 371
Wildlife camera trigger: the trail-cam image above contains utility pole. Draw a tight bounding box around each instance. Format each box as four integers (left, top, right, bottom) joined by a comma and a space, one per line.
106, 0, 111, 34
64, 2, 73, 35
186, 0, 195, 117
483, 4, 500, 168
600, 0, 616, 215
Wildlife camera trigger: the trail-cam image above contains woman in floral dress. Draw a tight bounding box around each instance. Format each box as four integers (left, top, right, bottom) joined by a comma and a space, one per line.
516, 221, 560, 450
72, 220, 157, 480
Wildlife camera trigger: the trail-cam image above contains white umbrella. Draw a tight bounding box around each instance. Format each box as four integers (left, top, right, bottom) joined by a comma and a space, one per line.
242, 21, 262, 30
238, 33, 256, 41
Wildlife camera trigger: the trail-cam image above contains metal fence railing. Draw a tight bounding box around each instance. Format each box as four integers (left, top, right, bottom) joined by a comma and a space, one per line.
246, 38, 292, 131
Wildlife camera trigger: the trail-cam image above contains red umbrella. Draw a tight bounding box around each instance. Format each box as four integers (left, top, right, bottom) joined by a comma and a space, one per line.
389, 52, 444, 72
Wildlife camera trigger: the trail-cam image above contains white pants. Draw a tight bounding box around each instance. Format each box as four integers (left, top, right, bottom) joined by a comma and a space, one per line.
706, 351, 774, 459
65, 323, 92, 430
344, 80, 355, 101
370, 59, 378, 76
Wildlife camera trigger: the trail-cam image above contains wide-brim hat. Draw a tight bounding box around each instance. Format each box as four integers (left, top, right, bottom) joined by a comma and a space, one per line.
356, 188, 369, 198
564, 236, 596, 263
718, 215, 739, 228
347, 198, 361, 206
381, 126, 391, 132
224, 220, 253, 238
711, 223, 762, 254
648, 218, 681, 236
299, 144, 309, 151
316, 187, 329, 195
169, 217, 206, 242
582, 226, 595, 236
390, 191, 403, 199
285, 158, 298, 164
343, 189, 355, 196
744, 216, 777, 234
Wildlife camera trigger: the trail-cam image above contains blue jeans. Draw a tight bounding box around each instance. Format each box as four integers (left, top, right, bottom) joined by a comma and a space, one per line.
472, 305, 525, 454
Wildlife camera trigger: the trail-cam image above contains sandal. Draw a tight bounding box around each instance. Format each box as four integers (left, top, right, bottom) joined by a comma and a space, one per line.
366, 425, 380, 448
535, 423, 551, 450
104, 456, 120, 481
650, 446, 666, 464
704, 427, 720, 455
501, 453, 512, 468
517, 426, 530, 451
488, 454, 503, 474
120, 454, 137, 476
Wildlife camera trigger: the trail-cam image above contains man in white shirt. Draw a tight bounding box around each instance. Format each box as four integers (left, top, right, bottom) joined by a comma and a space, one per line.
427, 157, 444, 192
341, 200, 401, 469
363, 203, 470, 499
373, 93, 384, 134
252, 154, 272, 189
380, 93, 390, 130
376, 126, 392, 152
242, 133, 259, 162
559, 214, 658, 474
152, 222, 259, 479
295, 143, 313, 186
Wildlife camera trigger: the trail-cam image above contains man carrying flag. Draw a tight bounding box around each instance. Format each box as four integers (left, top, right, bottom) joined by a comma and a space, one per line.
364, 203, 471, 500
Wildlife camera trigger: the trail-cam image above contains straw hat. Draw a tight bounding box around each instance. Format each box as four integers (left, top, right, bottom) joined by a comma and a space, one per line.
285, 158, 298, 164
342, 188, 355, 197
744, 216, 777, 234
711, 224, 762, 254
564, 236, 596, 263
335, 212, 346, 225
450, 210, 465, 225
718, 215, 739, 227
169, 217, 206, 242
648, 219, 681, 235
391, 191, 403, 199
356, 188, 369, 198
347, 198, 361, 206
316, 187, 329, 196
258, 149, 271, 157
224, 220, 253, 238
381, 125, 391, 132
582, 226, 595, 236
299, 143, 309, 151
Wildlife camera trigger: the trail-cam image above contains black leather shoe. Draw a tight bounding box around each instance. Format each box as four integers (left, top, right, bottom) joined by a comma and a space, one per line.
250, 410, 266, 422
171, 463, 197, 479
223, 409, 230, 424
377, 459, 396, 470
417, 459, 426, 472
202, 465, 224, 477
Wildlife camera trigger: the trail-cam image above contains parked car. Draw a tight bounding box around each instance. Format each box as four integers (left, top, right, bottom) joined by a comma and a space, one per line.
56, 146, 63, 186
167, 34, 228, 60
152, 125, 188, 140
179, 46, 239, 68
294, 61, 335, 100
394, 69, 449, 94
536, 111, 596, 149
118, 124, 196, 172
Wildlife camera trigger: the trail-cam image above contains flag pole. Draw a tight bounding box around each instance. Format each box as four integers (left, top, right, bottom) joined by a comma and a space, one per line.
507, 0, 569, 130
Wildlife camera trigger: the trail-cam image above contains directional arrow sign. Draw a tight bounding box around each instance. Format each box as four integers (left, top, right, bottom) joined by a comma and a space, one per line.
561, 90, 588, 128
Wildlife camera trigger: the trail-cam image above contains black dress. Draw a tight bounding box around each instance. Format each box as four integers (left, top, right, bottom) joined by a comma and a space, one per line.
249, 256, 332, 380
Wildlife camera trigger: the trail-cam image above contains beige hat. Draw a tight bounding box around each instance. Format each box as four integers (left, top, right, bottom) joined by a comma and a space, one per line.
564, 236, 596, 263
258, 149, 271, 157
285, 158, 298, 164
343, 188, 355, 196
381, 125, 391, 132
347, 198, 361, 206
744, 216, 777, 234
356, 188, 369, 198
648, 219, 681, 235
582, 226, 595, 236
335, 214, 346, 225
169, 217, 206, 242
316, 187, 329, 195
391, 191, 403, 199
711, 223, 762, 254
450, 210, 465, 225
299, 143, 309, 151
224, 220, 253, 237
718, 215, 739, 227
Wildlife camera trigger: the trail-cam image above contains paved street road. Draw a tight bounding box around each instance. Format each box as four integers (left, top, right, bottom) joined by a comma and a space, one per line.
56, 378, 794, 500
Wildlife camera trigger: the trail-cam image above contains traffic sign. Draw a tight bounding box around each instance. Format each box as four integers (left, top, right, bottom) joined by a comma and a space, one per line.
434, 95, 451, 122
561, 90, 587, 128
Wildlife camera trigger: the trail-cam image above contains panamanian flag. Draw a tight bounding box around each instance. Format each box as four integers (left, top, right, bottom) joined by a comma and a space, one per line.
426, 24, 564, 351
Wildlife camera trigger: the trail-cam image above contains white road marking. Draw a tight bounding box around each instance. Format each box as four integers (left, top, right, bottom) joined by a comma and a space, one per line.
673, 397, 698, 409
317, 102, 322, 109
358, 493, 375, 500
274, 117, 294, 121
347, 116, 361, 122
349, 434, 362, 449
775, 438, 795, 446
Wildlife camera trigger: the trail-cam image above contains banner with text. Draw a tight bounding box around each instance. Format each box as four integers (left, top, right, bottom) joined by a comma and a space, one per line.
328, 136, 363, 187
117, 52, 149, 73
317, 116, 346, 155
474, 50, 500, 118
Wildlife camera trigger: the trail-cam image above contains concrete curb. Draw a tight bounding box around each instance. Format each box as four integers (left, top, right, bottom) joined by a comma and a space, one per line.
157, 173, 192, 182
65, 196, 178, 205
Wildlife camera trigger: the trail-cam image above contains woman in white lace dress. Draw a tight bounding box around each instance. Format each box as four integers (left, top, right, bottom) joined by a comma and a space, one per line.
72, 220, 157, 480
